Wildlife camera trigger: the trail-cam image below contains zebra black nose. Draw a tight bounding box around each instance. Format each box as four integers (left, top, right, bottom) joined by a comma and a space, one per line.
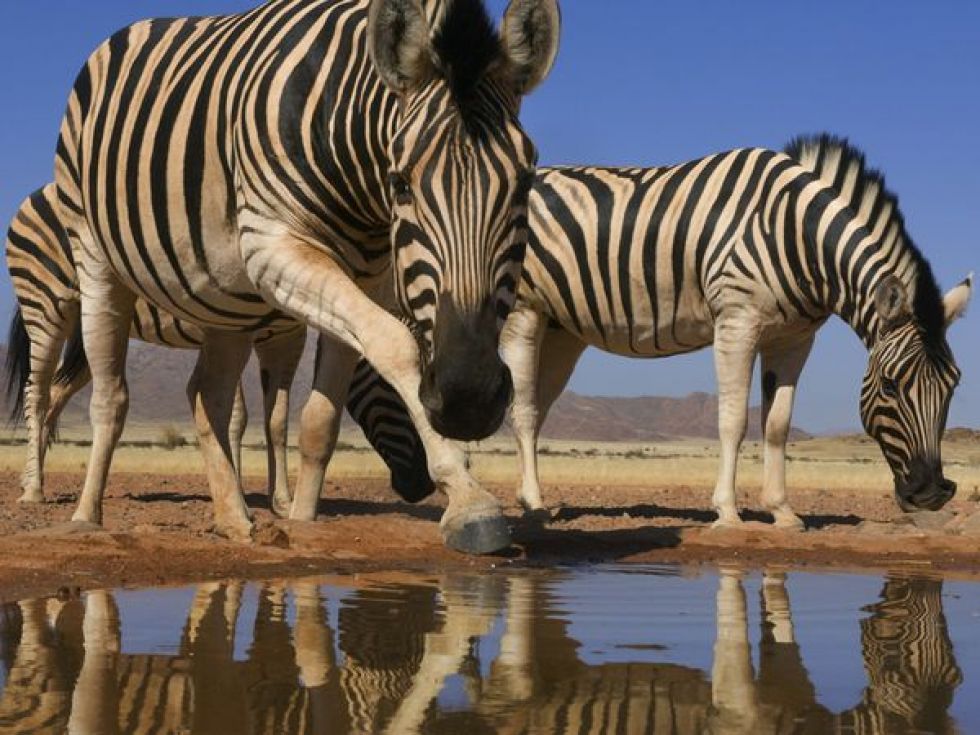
895, 459, 956, 512
420, 357, 512, 442
419, 296, 512, 442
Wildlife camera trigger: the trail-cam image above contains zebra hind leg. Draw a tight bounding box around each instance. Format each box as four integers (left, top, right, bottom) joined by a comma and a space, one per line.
290, 332, 358, 522
759, 337, 814, 531
71, 269, 136, 529
228, 381, 248, 482
186, 332, 255, 542
18, 323, 68, 503
254, 325, 306, 517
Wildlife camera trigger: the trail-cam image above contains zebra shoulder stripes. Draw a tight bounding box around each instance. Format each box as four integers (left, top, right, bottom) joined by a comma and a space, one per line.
4, 183, 306, 514
52, 0, 560, 553
342, 136, 971, 528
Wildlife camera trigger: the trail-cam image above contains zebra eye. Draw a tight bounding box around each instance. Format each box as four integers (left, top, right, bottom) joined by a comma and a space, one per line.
881, 378, 900, 399
389, 172, 413, 206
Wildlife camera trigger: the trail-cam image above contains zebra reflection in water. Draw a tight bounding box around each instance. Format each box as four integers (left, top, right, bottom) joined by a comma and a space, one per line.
0, 572, 964, 734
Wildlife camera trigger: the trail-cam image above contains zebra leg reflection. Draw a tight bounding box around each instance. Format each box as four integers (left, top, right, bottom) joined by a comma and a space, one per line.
68, 591, 120, 735
290, 333, 359, 522
255, 327, 306, 517
710, 569, 757, 734
383, 575, 504, 735
759, 336, 814, 530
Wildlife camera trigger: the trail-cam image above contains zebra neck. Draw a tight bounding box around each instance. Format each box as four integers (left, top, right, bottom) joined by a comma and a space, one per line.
824, 236, 921, 350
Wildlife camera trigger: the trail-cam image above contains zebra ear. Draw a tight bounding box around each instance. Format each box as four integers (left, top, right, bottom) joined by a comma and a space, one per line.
873, 274, 912, 330
943, 272, 973, 327
368, 0, 433, 95
499, 0, 561, 95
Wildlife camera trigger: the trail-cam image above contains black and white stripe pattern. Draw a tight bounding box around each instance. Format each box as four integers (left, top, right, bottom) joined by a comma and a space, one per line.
47, 0, 560, 549
342, 136, 970, 525
4, 183, 305, 511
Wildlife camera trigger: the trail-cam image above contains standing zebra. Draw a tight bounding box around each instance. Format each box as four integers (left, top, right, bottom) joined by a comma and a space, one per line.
340, 135, 972, 527
51, 0, 560, 552
4, 183, 306, 513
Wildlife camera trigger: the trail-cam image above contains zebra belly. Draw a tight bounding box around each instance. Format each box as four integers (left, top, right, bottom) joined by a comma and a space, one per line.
575, 310, 715, 358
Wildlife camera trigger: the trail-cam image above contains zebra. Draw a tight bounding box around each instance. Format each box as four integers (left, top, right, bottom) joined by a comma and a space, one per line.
337, 135, 973, 528
835, 576, 962, 734
50, 0, 560, 552
4, 183, 307, 515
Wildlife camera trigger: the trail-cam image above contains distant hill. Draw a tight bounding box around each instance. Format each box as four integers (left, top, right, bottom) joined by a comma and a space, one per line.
0, 340, 810, 442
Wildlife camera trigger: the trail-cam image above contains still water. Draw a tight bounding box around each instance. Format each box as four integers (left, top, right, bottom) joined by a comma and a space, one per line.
0, 565, 977, 734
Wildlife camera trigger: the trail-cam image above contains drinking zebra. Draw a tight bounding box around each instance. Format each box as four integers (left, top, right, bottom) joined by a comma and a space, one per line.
4, 183, 306, 513
339, 135, 972, 527
50, 0, 560, 552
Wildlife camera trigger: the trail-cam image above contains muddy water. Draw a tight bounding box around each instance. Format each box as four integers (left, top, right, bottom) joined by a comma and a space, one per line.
0, 566, 977, 734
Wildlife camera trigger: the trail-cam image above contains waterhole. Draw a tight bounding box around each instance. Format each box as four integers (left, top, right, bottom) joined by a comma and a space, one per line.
0, 565, 977, 734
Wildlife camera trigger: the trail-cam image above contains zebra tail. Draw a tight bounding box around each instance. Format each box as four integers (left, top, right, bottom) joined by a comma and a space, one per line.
4, 306, 30, 424
54, 315, 88, 387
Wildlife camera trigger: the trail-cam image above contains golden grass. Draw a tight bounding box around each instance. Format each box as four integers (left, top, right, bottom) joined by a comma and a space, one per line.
1, 423, 977, 497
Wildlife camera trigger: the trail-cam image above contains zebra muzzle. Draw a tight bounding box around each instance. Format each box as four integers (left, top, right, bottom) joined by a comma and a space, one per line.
419, 296, 513, 442
895, 459, 956, 512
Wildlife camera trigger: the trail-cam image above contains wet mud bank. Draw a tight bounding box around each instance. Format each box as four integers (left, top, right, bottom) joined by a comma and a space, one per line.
0, 471, 979, 600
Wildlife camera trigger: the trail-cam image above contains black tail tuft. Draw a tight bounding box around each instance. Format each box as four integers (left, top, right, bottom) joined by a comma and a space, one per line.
4, 306, 30, 424
53, 316, 88, 387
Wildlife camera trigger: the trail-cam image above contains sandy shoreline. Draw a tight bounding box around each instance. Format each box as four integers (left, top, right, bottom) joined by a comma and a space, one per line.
0, 470, 978, 601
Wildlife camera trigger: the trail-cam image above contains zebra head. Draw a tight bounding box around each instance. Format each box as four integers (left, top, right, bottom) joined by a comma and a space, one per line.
369, 0, 559, 441
860, 274, 972, 512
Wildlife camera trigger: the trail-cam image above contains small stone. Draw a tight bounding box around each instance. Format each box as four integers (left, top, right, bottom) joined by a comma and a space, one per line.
909, 509, 956, 532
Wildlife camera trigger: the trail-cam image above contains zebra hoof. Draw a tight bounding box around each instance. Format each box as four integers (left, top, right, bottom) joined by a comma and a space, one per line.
40, 520, 106, 535
773, 513, 806, 531
270, 492, 292, 518
441, 507, 511, 555
17, 489, 45, 504
214, 521, 255, 544
710, 516, 744, 530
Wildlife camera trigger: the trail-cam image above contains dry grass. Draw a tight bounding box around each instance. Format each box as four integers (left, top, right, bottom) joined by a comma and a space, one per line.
0, 423, 977, 497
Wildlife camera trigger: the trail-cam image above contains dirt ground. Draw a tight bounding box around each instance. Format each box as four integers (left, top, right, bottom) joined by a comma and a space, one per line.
0, 469, 979, 601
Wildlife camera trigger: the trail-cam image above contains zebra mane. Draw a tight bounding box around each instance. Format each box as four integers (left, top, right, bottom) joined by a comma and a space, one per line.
784, 133, 946, 348
431, 0, 503, 123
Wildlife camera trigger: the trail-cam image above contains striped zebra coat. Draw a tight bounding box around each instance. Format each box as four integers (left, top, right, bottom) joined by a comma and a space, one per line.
50, 0, 560, 552
5, 185, 306, 513
343, 136, 972, 527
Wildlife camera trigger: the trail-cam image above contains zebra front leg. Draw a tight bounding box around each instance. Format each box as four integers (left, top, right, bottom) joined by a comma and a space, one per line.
711, 316, 759, 528
759, 337, 814, 530
502, 311, 585, 516
246, 242, 508, 554
290, 333, 358, 522
71, 271, 135, 528
186, 332, 254, 541
254, 326, 306, 517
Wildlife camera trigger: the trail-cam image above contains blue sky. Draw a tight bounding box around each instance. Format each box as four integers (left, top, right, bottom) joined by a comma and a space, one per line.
0, 2, 977, 432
